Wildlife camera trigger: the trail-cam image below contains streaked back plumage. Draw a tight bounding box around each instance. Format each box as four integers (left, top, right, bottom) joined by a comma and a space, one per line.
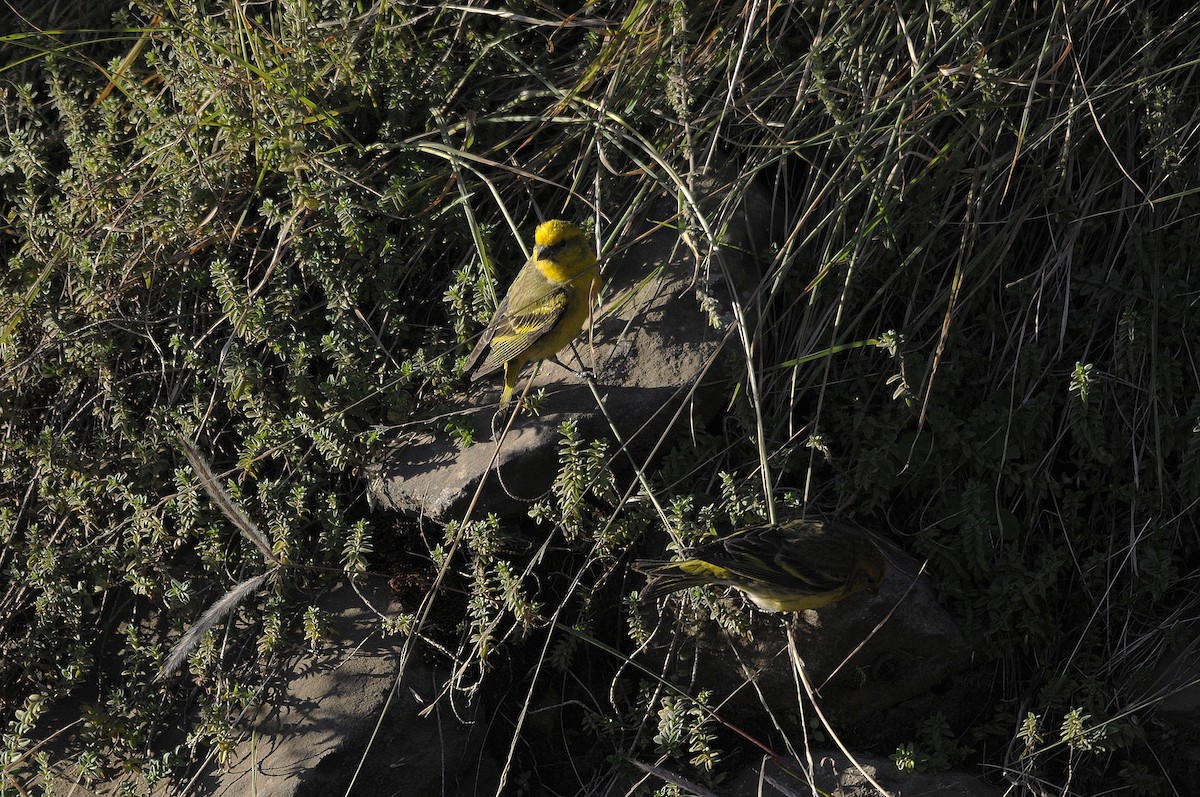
634, 517, 886, 612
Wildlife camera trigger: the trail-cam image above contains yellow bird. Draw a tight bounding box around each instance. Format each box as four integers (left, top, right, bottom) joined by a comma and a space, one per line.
464, 220, 601, 406
634, 517, 886, 613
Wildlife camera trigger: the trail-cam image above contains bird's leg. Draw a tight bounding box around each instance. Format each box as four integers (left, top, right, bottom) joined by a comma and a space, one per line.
549, 354, 592, 380
552, 342, 594, 381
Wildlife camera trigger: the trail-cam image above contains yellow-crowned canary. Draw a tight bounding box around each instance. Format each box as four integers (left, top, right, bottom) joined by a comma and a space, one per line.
464, 220, 601, 406
634, 517, 886, 613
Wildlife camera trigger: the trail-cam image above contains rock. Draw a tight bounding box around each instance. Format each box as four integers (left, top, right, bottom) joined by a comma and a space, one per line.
719, 751, 1003, 797
201, 578, 498, 797
367, 177, 773, 521
24, 578, 498, 796
615, 747, 1001, 797
1144, 636, 1200, 724
1134, 633, 1200, 786
640, 543, 977, 747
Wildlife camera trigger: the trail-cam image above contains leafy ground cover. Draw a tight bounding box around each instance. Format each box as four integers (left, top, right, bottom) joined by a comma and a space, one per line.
2, 1, 1198, 794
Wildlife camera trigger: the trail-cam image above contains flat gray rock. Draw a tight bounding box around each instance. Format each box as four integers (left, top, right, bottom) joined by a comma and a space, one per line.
641, 543, 976, 746
721, 751, 1003, 797
201, 579, 498, 797
368, 182, 772, 522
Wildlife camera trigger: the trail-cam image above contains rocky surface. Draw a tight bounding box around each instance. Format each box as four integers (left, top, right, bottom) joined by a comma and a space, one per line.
167, 569, 985, 797
1137, 633, 1200, 786
199, 579, 498, 797
638, 542, 977, 747
616, 753, 1002, 796
367, 180, 773, 522
719, 751, 1003, 797
203, 191, 989, 796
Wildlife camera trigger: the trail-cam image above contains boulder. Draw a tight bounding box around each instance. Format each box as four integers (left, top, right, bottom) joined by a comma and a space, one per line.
203, 578, 498, 797
367, 179, 773, 522
720, 750, 1003, 797
639, 544, 977, 748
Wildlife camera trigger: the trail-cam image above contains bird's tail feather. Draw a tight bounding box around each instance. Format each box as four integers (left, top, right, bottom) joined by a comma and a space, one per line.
633, 560, 708, 601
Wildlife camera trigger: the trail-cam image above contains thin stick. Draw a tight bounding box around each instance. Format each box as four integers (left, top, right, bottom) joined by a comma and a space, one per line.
787, 627, 894, 797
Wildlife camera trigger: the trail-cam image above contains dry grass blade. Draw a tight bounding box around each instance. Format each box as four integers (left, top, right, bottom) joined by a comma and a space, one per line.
787, 627, 894, 796
628, 759, 721, 797
157, 569, 275, 681
177, 435, 278, 565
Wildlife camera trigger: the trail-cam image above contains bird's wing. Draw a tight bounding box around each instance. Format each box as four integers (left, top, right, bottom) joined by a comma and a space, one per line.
705, 527, 849, 593
485, 287, 569, 363
472, 285, 570, 377
462, 293, 508, 374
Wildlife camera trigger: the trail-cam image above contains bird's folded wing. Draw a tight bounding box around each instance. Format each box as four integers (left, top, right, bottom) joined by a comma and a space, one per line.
476, 288, 569, 373
714, 535, 847, 592
463, 294, 509, 374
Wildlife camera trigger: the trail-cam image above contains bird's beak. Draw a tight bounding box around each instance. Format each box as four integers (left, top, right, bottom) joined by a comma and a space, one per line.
534, 245, 549, 260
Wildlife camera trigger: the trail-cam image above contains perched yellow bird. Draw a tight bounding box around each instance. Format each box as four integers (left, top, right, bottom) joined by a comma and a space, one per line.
464, 220, 601, 406
634, 517, 886, 613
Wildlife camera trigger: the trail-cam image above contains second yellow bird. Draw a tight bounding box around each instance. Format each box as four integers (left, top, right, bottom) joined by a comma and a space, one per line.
634, 517, 886, 613
465, 220, 600, 406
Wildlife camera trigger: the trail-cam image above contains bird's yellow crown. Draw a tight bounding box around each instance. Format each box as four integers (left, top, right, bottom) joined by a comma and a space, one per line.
533, 220, 594, 283
534, 219, 585, 248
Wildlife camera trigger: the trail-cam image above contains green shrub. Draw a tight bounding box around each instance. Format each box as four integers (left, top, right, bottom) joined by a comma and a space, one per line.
3, 1, 1198, 794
